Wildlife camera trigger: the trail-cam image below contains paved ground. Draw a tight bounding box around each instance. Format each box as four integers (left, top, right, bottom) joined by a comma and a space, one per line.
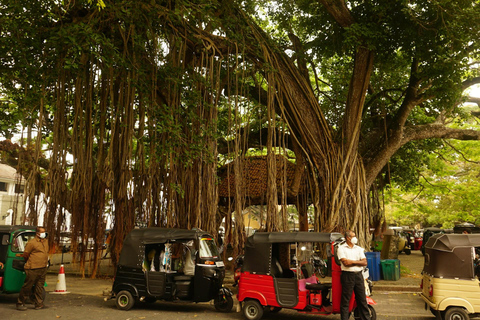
0, 249, 432, 319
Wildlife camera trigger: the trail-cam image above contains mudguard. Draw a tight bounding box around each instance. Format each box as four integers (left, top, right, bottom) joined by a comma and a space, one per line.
366, 296, 377, 305
112, 283, 139, 298
219, 286, 234, 297
438, 298, 474, 313
238, 290, 268, 306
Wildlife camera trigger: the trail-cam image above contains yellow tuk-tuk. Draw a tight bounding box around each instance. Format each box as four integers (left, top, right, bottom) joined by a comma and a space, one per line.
421, 234, 480, 320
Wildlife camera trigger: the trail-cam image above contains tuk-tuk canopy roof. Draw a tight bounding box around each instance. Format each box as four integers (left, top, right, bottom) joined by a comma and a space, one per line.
125, 228, 212, 244
0, 225, 35, 233
243, 231, 342, 275
426, 233, 480, 252
118, 227, 214, 268
423, 234, 480, 279
246, 231, 342, 247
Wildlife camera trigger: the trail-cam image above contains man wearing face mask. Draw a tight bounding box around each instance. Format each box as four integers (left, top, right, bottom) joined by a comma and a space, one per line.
337, 230, 371, 320
16, 226, 49, 311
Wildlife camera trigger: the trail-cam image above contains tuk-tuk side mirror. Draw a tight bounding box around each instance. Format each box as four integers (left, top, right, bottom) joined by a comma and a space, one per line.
1, 234, 9, 245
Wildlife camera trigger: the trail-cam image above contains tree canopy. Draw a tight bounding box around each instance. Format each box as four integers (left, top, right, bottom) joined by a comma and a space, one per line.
386, 107, 480, 229
1, 0, 480, 275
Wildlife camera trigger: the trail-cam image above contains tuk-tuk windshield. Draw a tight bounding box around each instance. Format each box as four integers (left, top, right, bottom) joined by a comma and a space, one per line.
12, 232, 36, 252
199, 237, 219, 259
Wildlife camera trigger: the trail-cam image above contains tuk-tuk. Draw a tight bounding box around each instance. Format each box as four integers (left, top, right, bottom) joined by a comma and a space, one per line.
0, 225, 37, 294
237, 232, 376, 320
400, 229, 416, 255
109, 227, 233, 312
421, 234, 480, 320
414, 230, 423, 251
453, 223, 480, 234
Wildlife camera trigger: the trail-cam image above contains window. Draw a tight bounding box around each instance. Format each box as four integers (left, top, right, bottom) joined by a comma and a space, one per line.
12, 232, 36, 253
14, 184, 24, 194
0, 182, 7, 192
199, 237, 219, 259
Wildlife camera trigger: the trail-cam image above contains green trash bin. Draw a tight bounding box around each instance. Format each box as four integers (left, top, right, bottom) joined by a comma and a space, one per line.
380, 259, 400, 280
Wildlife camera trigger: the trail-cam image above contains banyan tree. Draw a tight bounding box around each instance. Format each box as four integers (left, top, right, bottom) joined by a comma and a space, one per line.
2, 0, 480, 276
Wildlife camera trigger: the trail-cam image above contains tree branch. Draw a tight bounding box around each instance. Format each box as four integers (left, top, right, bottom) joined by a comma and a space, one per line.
462, 76, 480, 91
316, 0, 355, 28
403, 124, 480, 142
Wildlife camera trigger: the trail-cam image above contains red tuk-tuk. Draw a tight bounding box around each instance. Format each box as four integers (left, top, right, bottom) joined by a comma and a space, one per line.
237, 232, 376, 320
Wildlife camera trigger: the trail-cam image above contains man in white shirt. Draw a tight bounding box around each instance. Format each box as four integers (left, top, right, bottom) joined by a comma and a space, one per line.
337, 230, 371, 320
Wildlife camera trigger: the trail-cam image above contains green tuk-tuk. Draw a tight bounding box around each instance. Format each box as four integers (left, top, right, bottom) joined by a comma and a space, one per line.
0, 225, 37, 294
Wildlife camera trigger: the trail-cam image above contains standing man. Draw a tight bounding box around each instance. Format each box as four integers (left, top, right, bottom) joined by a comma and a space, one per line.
337, 230, 371, 320
16, 226, 49, 311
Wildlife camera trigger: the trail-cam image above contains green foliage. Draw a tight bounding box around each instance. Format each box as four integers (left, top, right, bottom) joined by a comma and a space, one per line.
386, 119, 480, 228
2, 0, 480, 233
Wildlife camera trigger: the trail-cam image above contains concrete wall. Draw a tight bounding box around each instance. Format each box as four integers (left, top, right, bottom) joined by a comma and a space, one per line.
0, 193, 25, 225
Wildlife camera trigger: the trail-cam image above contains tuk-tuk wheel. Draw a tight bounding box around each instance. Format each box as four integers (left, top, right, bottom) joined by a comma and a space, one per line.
214, 295, 234, 313
352, 305, 376, 320
243, 300, 264, 320
404, 248, 411, 255
115, 290, 135, 311
444, 307, 469, 320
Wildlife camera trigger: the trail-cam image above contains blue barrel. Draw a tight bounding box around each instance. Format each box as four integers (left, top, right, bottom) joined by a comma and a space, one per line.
365, 251, 381, 281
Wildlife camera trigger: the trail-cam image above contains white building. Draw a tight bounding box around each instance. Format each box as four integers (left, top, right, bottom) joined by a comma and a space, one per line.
0, 163, 25, 225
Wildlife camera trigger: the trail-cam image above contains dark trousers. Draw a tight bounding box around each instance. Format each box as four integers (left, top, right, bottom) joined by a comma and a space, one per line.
17, 267, 47, 308
340, 271, 371, 320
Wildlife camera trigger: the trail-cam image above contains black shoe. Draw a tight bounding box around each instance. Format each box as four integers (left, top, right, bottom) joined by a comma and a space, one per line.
16, 304, 27, 311
34, 305, 45, 310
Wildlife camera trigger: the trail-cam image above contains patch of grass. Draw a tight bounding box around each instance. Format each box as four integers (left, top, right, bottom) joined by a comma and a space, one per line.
400, 265, 411, 277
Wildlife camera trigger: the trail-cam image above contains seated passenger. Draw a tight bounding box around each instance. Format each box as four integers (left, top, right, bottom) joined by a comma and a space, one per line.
148, 249, 156, 271
171, 243, 183, 272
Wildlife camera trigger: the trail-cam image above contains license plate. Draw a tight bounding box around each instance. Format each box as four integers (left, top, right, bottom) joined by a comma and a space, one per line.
216, 261, 224, 267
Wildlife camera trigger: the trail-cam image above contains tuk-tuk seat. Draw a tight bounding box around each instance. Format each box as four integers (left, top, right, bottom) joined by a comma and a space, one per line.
174, 275, 194, 281
301, 263, 315, 278
305, 282, 331, 291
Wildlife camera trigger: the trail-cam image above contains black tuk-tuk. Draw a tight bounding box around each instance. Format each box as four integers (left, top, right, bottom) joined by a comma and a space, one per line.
421, 234, 480, 320
400, 229, 416, 255
109, 228, 233, 312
